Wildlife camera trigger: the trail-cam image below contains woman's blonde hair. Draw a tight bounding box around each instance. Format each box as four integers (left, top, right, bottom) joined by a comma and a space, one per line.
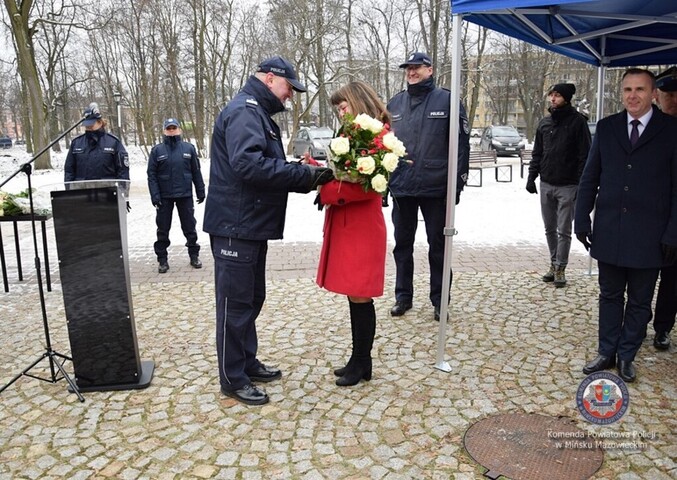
330, 81, 390, 125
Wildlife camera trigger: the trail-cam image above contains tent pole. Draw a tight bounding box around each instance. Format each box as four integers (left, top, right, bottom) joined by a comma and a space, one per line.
434, 13, 462, 373
588, 41, 606, 276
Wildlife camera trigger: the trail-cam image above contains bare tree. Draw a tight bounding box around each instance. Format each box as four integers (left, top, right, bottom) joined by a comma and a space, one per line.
3, 0, 51, 168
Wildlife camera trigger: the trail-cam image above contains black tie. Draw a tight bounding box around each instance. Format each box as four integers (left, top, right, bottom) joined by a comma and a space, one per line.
630, 119, 640, 146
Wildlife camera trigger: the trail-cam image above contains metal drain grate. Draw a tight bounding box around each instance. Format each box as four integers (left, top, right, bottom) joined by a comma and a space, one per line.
464, 413, 604, 480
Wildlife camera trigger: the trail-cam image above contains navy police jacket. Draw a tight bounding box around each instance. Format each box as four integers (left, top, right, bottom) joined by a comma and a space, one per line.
64, 130, 129, 182
387, 77, 470, 199
147, 136, 205, 204
203, 76, 312, 241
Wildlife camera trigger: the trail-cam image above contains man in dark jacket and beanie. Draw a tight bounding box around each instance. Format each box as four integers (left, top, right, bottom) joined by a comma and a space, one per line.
204, 56, 333, 405
526, 83, 591, 287
147, 118, 205, 273
387, 52, 470, 322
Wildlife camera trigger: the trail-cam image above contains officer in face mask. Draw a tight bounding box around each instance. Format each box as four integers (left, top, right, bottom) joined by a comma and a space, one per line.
147, 118, 206, 274
65, 104, 130, 184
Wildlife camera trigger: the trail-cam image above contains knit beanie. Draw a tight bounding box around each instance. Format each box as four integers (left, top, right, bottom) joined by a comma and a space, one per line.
548, 83, 576, 103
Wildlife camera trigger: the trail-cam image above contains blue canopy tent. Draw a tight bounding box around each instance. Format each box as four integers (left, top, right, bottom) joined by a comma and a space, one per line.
433, 1, 677, 370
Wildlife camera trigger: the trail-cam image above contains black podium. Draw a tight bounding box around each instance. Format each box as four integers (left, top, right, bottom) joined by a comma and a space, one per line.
51, 181, 154, 392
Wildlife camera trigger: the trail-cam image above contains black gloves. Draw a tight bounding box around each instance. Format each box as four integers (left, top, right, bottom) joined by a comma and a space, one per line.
525, 174, 538, 194
662, 244, 677, 265
313, 193, 324, 211
308, 166, 334, 190
126, 201, 132, 213
152, 200, 162, 209
197, 197, 205, 204
576, 232, 592, 251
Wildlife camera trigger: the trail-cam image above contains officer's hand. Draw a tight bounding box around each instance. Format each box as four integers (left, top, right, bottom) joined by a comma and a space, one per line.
152, 200, 162, 209
197, 197, 205, 204
576, 232, 592, 251
661, 243, 677, 265
526, 179, 538, 194
313, 193, 324, 211
308, 166, 334, 190
126, 201, 132, 213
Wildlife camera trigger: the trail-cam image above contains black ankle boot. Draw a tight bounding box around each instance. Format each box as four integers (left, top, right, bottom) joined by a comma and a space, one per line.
336, 300, 375, 387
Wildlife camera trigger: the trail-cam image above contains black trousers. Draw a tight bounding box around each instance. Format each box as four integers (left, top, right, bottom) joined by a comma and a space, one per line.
154, 197, 199, 260
391, 196, 448, 307
597, 262, 659, 361
653, 265, 677, 334
212, 236, 268, 391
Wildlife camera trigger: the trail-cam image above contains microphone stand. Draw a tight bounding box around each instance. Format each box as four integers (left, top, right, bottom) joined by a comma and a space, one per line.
0, 115, 87, 402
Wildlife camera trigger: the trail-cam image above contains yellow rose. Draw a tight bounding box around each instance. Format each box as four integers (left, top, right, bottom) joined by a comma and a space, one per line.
382, 152, 399, 172
356, 156, 376, 175
330, 137, 350, 155
371, 174, 387, 193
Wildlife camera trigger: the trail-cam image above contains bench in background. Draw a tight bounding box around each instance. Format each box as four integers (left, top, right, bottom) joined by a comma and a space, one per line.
467, 150, 513, 187
519, 149, 532, 178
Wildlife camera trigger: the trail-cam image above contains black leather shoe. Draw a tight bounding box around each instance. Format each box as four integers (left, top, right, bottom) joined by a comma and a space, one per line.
654, 331, 671, 350
617, 360, 636, 383
190, 256, 202, 269
390, 301, 412, 316
158, 261, 169, 274
221, 384, 269, 405
582, 354, 616, 374
247, 364, 282, 383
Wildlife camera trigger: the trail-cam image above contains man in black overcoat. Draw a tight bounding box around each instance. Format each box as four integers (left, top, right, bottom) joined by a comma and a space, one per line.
575, 68, 677, 382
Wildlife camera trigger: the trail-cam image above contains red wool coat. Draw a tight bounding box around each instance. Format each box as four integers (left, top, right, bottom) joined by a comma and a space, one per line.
316, 179, 387, 297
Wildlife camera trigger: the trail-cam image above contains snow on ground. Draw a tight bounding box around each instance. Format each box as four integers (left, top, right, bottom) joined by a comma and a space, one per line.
0, 142, 585, 252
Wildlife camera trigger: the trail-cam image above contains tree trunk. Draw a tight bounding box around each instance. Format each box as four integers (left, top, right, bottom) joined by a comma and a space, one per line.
4, 0, 51, 169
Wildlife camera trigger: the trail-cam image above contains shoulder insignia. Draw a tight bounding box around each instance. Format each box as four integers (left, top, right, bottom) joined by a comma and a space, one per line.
245, 98, 259, 107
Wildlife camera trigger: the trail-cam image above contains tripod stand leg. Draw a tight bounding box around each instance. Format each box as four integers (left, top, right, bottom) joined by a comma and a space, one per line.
0, 352, 48, 393
0, 350, 85, 402
50, 351, 85, 402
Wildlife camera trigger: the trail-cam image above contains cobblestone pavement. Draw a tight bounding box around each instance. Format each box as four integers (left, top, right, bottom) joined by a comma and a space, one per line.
1, 216, 676, 479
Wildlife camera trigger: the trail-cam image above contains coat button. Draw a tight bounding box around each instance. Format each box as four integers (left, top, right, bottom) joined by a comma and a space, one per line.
624, 186, 629, 191
622, 207, 627, 213
627, 164, 632, 169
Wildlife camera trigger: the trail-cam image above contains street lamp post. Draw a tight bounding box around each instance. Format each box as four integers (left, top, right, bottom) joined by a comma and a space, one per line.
112, 91, 122, 139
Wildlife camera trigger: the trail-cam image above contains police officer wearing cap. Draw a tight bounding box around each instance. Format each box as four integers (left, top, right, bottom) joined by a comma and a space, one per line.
387, 52, 470, 322
652, 66, 677, 351
204, 55, 333, 405
65, 105, 129, 184
147, 118, 205, 274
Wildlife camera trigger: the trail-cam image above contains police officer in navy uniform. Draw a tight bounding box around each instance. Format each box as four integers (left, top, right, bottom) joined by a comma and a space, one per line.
652, 66, 677, 351
204, 56, 333, 405
387, 52, 470, 321
65, 104, 129, 184
147, 118, 206, 274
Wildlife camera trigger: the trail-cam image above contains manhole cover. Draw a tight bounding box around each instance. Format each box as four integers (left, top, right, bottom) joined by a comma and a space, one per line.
464, 413, 604, 480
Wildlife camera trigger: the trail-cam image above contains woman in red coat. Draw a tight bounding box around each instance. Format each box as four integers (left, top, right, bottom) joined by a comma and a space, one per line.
316, 81, 389, 386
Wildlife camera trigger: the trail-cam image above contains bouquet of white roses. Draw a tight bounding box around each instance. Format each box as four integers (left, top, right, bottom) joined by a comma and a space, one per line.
328, 113, 406, 193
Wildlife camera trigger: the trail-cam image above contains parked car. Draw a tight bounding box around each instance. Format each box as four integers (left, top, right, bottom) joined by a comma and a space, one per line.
479, 125, 525, 156
290, 126, 334, 160
0, 136, 12, 149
